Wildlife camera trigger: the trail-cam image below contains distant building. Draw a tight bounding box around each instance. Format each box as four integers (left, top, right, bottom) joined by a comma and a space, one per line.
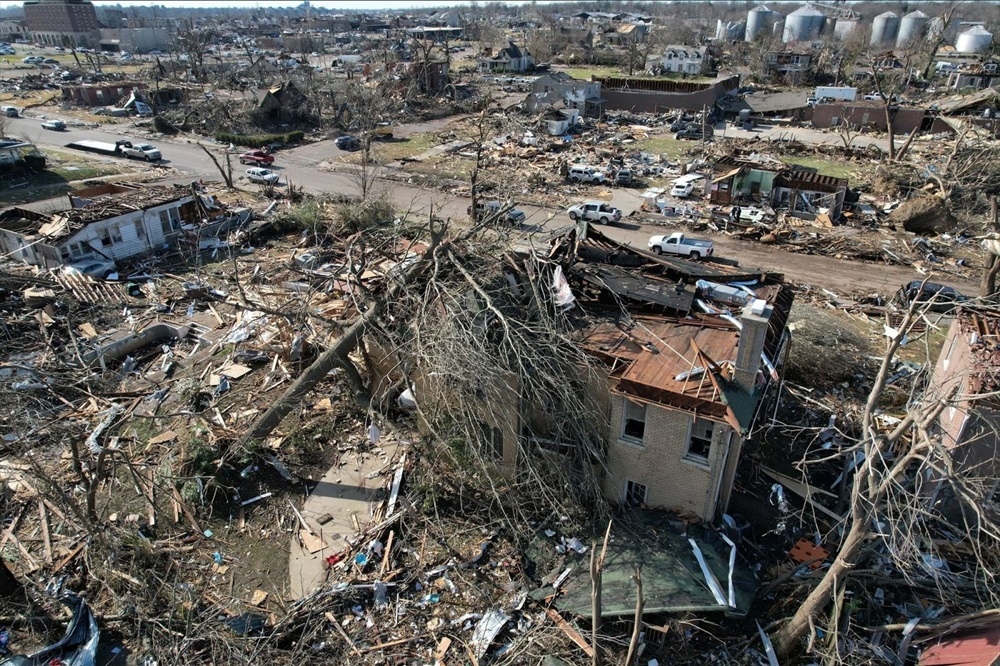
0, 20, 29, 41
765, 49, 813, 84
478, 40, 534, 73
655, 45, 711, 76
98, 28, 171, 53
526, 72, 605, 118
946, 60, 1000, 90
23, 0, 100, 48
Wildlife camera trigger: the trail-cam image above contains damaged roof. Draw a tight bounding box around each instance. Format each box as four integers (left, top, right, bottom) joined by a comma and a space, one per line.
0, 185, 194, 242
958, 310, 1000, 396
543, 514, 757, 618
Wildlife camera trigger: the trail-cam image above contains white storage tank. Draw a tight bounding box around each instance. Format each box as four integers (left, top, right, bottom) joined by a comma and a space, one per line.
746, 5, 776, 42
896, 10, 929, 46
956, 25, 993, 54
773, 17, 785, 38
783, 4, 825, 43
870, 11, 900, 46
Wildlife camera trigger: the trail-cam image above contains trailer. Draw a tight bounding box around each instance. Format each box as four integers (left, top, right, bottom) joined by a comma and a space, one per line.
66, 139, 130, 156
813, 86, 857, 102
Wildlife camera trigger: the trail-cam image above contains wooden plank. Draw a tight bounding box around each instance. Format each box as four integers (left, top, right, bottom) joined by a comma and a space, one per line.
38, 498, 52, 565
434, 636, 452, 663
380, 530, 394, 575
299, 529, 327, 554
52, 540, 86, 573
385, 453, 406, 519
357, 634, 426, 655
545, 608, 594, 658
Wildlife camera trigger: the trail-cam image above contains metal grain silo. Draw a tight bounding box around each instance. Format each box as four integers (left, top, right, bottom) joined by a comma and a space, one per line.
834, 18, 858, 40
746, 5, 776, 42
871, 11, 900, 46
896, 10, 929, 46
783, 4, 825, 43
956, 25, 993, 53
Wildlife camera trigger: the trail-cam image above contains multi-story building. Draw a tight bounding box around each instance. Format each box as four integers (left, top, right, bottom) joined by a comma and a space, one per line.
23, 0, 100, 48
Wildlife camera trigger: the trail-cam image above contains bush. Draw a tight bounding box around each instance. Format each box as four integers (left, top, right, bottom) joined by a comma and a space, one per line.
215, 131, 305, 148
335, 198, 395, 234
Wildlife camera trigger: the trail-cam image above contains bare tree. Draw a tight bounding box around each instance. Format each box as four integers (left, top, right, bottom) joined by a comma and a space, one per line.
773, 300, 1000, 658
341, 77, 397, 202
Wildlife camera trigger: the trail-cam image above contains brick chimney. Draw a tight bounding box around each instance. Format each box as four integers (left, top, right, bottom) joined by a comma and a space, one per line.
734, 298, 773, 393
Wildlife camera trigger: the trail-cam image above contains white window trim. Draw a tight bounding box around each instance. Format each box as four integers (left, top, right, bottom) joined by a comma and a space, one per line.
683, 416, 714, 467
620, 397, 646, 447
624, 480, 647, 505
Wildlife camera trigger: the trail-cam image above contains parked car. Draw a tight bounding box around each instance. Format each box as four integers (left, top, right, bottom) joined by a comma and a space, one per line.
22, 56, 44, 64
120, 143, 161, 161
246, 167, 279, 184
42, 58, 59, 64
675, 127, 713, 140
567, 201, 621, 224
614, 169, 634, 187
567, 165, 606, 184
1, 105, 18, 118
336, 135, 361, 151
647, 232, 714, 259
41, 119, 66, 131
64, 258, 117, 279
670, 182, 696, 198
467, 200, 526, 224
239, 150, 274, 165
898, 281, 967, 313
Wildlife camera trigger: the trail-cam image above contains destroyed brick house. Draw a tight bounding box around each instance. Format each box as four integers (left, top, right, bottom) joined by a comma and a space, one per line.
764, 49, 813, 84
0, 183, 249, 269
61, 81, 146, 106
404, 224, 792, 521
923, 308, 1000, 506
709, 154, 850, 222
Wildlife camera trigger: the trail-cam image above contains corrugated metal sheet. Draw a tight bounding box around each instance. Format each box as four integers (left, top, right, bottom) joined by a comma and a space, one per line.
919, 624, 1000, 666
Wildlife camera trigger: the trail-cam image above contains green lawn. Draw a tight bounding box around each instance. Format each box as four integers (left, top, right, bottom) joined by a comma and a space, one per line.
0, 150, 135, 204
376, 133, 440, 162
634, 136, 691, 160
783, 156, 858, 181
558, 66, 622, 80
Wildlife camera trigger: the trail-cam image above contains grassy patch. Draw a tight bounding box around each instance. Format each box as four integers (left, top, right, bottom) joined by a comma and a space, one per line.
558, 66, 622, 80
377, 133, 440, 161
634, 136, 691, 160
783, 156, 858, 181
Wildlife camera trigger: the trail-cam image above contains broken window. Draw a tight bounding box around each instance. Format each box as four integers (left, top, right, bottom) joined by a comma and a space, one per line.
621, 398, 646, 444
625, 480, 647, 506
159, 208, 180, 234
133, 219, 146, 240
687, 416, 714, 463
98, 225, 122, 246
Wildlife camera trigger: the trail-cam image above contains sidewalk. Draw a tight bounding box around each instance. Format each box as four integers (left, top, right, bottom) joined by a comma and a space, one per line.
288, 440, 402, 599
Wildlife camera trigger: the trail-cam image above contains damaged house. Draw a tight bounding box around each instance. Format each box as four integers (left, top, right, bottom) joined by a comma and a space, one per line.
525, 72, 605, 118
404, 223, 791, 522
709, 154, 850, 222
924, 308, 1000, 505
478, 40, 534, 73
0, 183, 248, 269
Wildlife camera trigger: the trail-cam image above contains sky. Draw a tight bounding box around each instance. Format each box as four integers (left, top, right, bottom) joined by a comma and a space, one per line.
84, 0, 506, 8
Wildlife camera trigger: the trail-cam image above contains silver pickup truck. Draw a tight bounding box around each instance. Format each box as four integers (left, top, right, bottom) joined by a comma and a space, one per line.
647, 232, 714, 260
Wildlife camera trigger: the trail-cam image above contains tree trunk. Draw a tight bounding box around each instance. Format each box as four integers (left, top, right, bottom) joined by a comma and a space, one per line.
883, 101, 896, 161
624, 568, 644, 666
774, 519, 867, 657
245, 226, 444, 443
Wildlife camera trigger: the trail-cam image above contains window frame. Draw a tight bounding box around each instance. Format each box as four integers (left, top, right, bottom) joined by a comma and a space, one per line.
685, 416, 714, 465
625, 480, 647, 506
620, 398, 647, 445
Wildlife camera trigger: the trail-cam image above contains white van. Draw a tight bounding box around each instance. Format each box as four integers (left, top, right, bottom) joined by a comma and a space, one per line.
568, 165, 606, 184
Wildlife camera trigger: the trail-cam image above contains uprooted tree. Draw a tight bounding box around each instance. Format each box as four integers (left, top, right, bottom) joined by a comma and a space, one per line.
773, 295, 1000, 658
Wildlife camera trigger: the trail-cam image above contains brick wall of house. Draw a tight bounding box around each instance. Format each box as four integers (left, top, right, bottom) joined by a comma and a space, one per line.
603, 394, 733, 518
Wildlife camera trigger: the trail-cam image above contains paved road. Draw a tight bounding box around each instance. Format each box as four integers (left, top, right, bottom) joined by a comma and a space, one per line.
7, 112, 977, 295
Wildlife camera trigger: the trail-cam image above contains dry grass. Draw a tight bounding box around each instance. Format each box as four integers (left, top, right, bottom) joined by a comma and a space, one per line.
785, 302, 878, 385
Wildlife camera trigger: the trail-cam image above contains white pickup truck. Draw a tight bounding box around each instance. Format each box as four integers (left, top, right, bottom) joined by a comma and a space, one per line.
567, 201, 621, 224
647, 232, 714, 260
120, 143, 161, 161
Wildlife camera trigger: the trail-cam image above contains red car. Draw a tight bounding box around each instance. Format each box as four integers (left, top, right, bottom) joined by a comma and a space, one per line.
239, 150, 274, 166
